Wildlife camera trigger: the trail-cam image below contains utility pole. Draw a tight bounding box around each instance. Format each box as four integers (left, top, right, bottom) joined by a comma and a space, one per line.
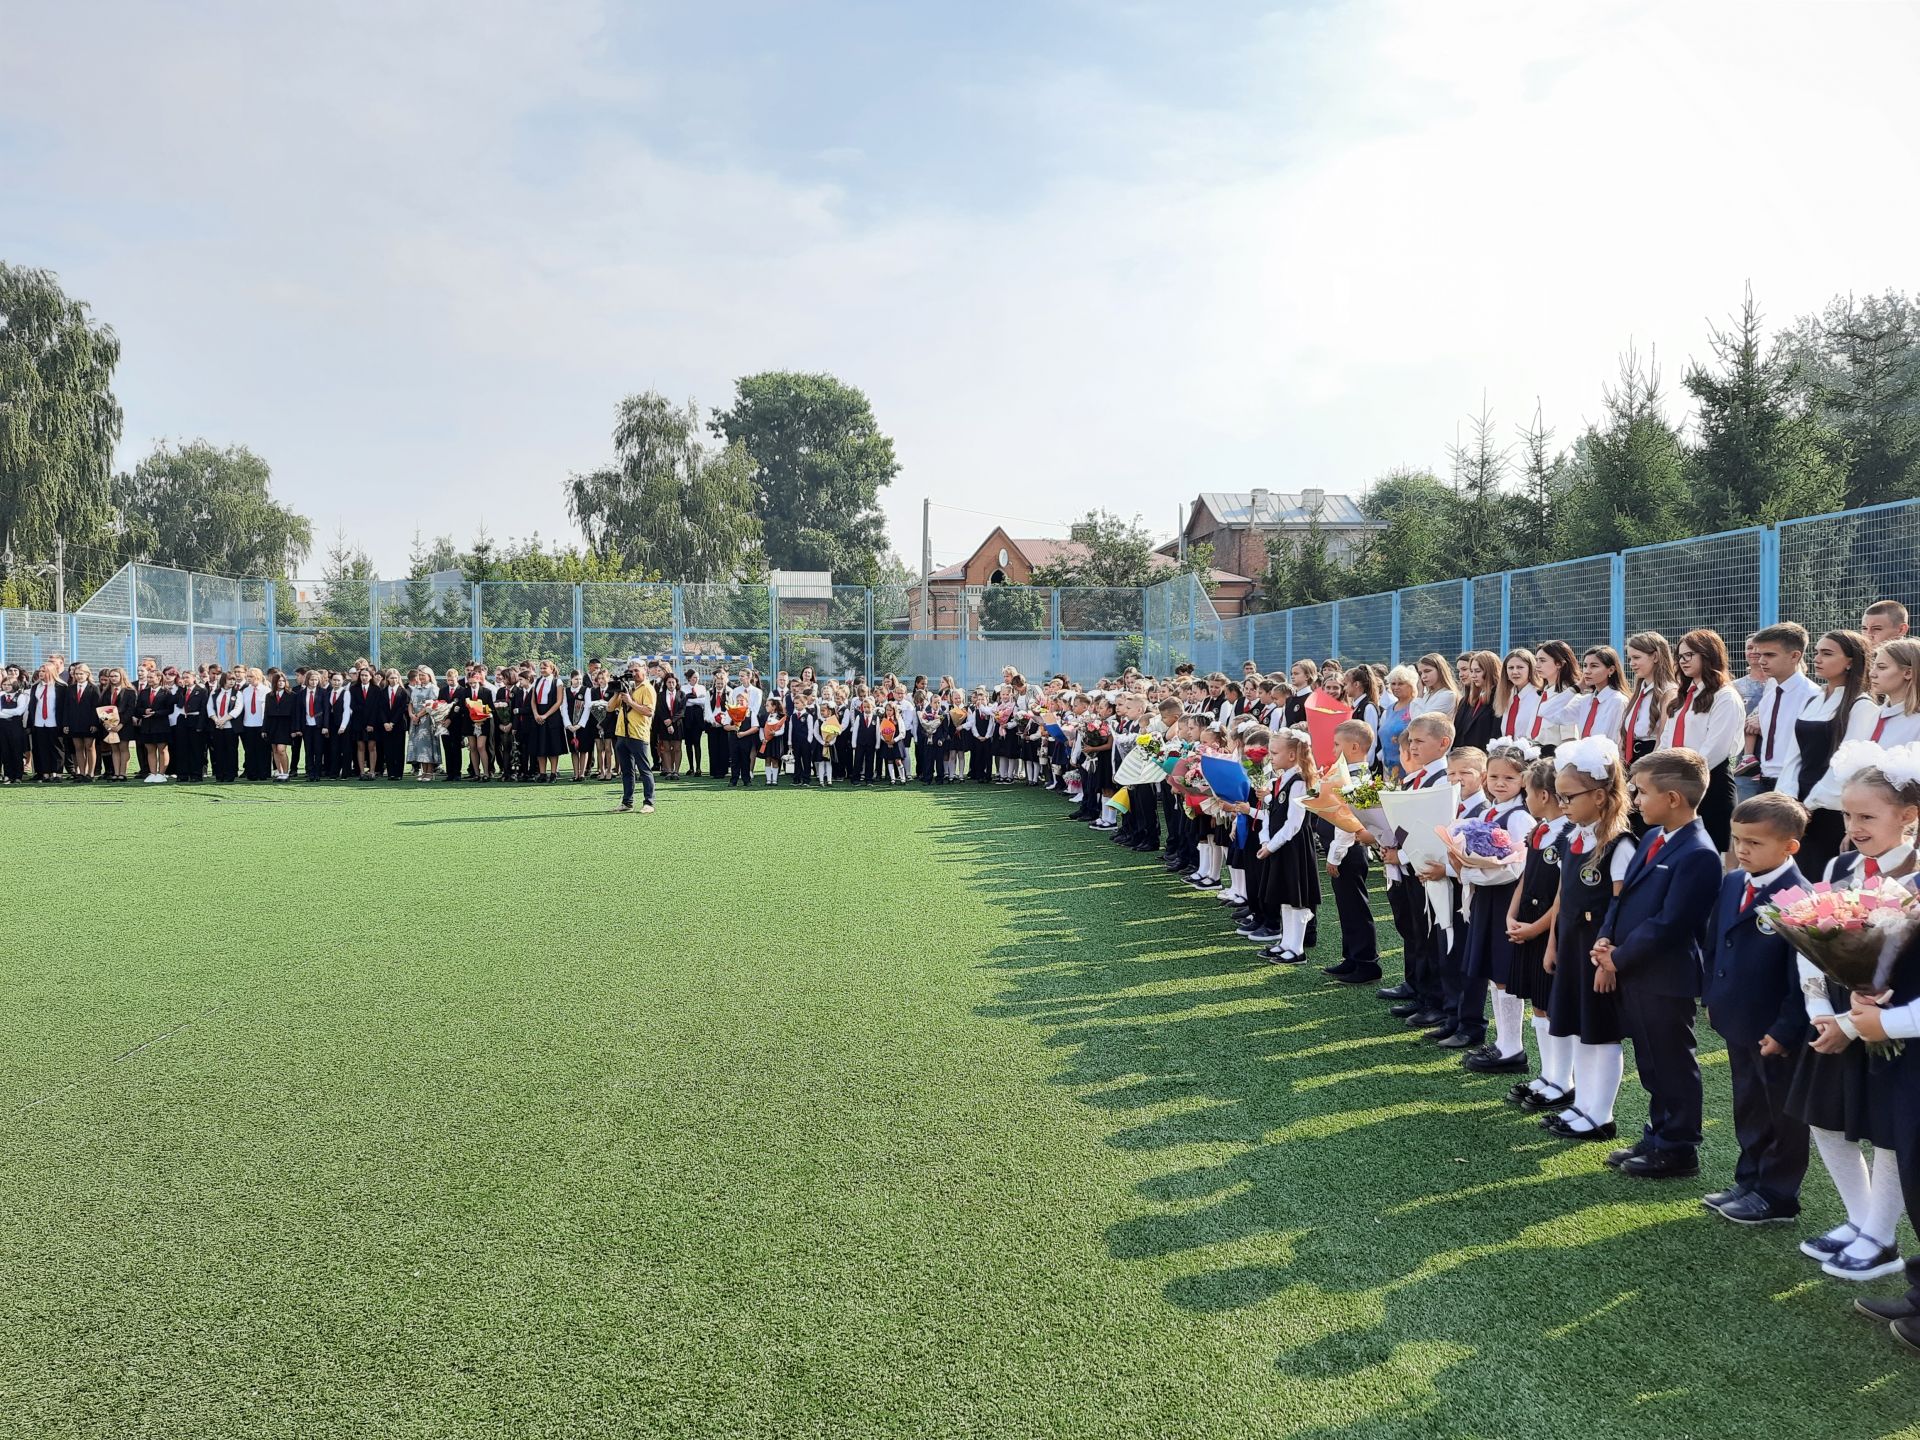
1176, 503, 1186, 563
919, 496, 931, 630
52, 533, 65, 614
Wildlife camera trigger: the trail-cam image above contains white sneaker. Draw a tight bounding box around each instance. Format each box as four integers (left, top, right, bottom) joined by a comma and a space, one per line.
143, 773, 166, 784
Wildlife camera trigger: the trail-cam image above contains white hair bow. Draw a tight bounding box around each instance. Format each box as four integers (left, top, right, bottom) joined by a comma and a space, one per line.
1490, 738, 1539, 766
1554, 735, 1619, 781
1829, 740, 1890, 790
1875, 741, 1920, 795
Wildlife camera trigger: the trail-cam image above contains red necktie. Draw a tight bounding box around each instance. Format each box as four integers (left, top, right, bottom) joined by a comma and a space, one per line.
1763, 687, 1784, 760
1872, 711, 1890, 742
1863, 856, 1881, 882
1531, 822, 1550, 848
307, 693, 315, 720
1530, 696, 1545, 738
1741, 881, 1756, 912
1582, 697, 1599, 737
1505, 695, 1521, 735
1673, 687, 1695, 746
1640, 831, 1666, 868
1625, 688, 1646, 744
249, 688, 259, 719
1571, 832, 1588, 855
40, 686, 50, 722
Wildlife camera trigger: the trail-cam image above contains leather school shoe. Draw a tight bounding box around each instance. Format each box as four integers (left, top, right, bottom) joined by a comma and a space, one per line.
1336, 966, 1383, 986
1799, 1225, 1860, 1261
1857, 1295, 1920, 1323
1892, 1317, 1920, 1355
1542, 1111, 1616, 1141
1517, 1085, 1575, 1113
1618, 1149, 1700, 1180
1604, 1140, 1648, 1169
1822, 1241, 1905, 1282
1702, 1183, 1750, 1213
1387, 1001, 1424, 1019
1262, 946, 1306, 965
1435, 1031, 1479, 1050
1377, 983, 1415, 1002
1244, 927, 1280, 942
1322, 960, 1356, 978
1716, 1191, 1798, 1225
1463, 1048, 1528, 1073
1404, 1010, 1448, 1029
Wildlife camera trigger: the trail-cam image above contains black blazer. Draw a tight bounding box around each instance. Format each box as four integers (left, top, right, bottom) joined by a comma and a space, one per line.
175, 686, 209, 731
298, 687, 330, 730
352, 683, 380, 733
1704, 865, 1810, 1048
378, 686, 407, 729
1453, 698, 1499, 753
59, 681, 99, 730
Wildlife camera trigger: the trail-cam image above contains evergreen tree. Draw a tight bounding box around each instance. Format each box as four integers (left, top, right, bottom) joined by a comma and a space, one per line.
1556, 346, 1690, 555
1779, 291, 1920, 509
1513, 402, 1565, 566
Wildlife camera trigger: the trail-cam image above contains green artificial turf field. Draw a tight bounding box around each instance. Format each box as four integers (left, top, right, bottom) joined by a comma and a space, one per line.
5, 777, 1919, 1439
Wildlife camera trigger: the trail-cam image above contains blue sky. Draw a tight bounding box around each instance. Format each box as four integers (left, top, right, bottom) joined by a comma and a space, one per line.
5, 0, 1919, 579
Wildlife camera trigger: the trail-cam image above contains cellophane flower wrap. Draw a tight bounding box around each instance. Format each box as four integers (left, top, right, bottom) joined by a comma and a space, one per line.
1762, 877, 1920, 1057
1446, 817, 1517, 859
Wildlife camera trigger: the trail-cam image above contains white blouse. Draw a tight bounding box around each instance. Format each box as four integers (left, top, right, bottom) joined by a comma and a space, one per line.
1564, 687, 1625, 742
1534, 687, 1580, 746
1776, 690, 1879, 808
1565, 824, 1638, 882
1498, 687, 1542, 741
1409, 689, 1458, 720
1656, 684, 1745, 768
1861, 702, 1920, 750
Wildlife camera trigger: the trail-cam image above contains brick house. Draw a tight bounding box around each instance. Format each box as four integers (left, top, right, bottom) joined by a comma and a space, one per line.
1160, 489, 1381, 583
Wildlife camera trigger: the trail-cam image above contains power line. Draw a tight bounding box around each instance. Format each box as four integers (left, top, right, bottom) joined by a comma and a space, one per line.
926, 501, 1076, 533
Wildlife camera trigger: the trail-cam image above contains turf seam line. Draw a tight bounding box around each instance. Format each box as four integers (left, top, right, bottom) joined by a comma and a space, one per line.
14, 1001, 227, 1117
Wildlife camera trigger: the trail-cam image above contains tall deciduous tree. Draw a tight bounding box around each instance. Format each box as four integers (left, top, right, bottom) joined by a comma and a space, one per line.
114, 439, 313, 577
0, 262, 123, 605
710, 372, 897, 585
1683, 286, 1844, 529
1555, 346, 1690, 556
568, 392, 762, 584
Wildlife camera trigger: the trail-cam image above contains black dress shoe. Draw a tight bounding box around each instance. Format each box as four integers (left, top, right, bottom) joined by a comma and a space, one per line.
1406, 1010, 1448, 1028
1857, 1295, 1920, 1323
1244, 927, 1279, 942
1542, 1111, 1616, 1141
1891, 1317, 1920, 1355
1388, 1001, 1423, 1019
1322, 960, 1357, 977
1519, 1086, 1575, 1112
1436, 1031, 1476, 1050
1377, 983, 1416, 1001
1619, 1149, 1698, 1180
1701, 1183, 1750, 1213
1604, 1142, 1649, 1169
1716, 1191, 1798, 1224
1336, 967, 1384, 986
1464, 1048, 1528, 1073
1419, 1022, 1456, 1041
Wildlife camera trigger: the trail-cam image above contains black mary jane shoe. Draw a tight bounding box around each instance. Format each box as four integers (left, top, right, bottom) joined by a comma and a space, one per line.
1517, 1086, 1576, 1113
1542, 1109, 1616, 1142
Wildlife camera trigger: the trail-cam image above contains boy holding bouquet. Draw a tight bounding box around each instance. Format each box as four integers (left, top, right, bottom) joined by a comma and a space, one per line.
1593, 748, 1724, 1179
1322, 718, 1383, 986
1702, 791, 1812, 1224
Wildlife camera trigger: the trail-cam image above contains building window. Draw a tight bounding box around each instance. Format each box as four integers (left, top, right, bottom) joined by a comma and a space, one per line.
989, 569, 1007, 585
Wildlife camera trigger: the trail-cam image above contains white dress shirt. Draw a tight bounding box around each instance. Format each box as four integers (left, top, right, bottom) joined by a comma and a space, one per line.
1657, 683, 1745, 768
1776, 690, 1879, 807
1754, 672, 1819, 779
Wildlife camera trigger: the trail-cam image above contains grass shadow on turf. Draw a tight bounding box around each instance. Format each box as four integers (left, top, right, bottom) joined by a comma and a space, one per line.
935, 787, 1920, 1439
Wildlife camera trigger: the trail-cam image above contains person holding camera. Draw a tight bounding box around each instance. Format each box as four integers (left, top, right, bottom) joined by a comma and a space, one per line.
609, 662, 657, 813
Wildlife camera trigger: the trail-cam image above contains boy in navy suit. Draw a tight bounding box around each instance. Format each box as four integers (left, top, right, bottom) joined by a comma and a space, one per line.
1593, 747, 1724, 1179
1702, 791, 1811, 1223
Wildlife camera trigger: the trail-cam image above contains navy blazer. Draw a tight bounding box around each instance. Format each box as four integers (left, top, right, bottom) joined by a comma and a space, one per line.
1704, 864, 1810, 1048
1598, 817, 1722, 998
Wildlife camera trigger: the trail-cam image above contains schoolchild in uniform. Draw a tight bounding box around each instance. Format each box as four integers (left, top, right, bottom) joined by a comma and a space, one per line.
758, 698, 788, 785
1570, 644, 1629, 748
1254, 727, 1321, 965
1322, 718, 1383, 985
172, 668, 208, 781
1453, 653, 1502, 753
1785, 747, 1920, 1282
1496, 650, 1542, 743
1539, 736, 1637, 1143
1382, 713, 1457, 1027
1531, 640, 1581, 756
1745, 623, 1816, 793
1456, 740, 1535, 1069
1620, 632, 1678, 774
1420, 746, 1491, 1048
1503, 758, 1572, 1110
1863, 638, 1920, 752
1659, 628, 1747, 852
1773, 629, 1877, 877
1594, 747, 1725, 1178
1702, 791, 1812, 1225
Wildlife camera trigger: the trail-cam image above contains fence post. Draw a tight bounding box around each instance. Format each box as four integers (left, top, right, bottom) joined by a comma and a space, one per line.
572, 585, 584, 672
863, 586, 873, 679
368, 582, 381, 666
1759, 526, 1781, 627
1389, 592, 1401, 668
263, 580, 277, 669
670, 585, 686, 666
1608, 554, 1626, 653
1460, 580, 1474, 655
1330, 599, 1341, 663
1284, 610, 1294, 671
68, 612, 79, 662
1499, 573, 1512, 655
1050, 588, 1063, 676
957, 600, 969, 686
186, 572, 196, 668
131, 573, 143, 670
470, 583, 483, 663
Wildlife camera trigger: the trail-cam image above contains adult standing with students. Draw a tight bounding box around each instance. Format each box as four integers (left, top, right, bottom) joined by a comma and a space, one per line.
609, 661, 656, 814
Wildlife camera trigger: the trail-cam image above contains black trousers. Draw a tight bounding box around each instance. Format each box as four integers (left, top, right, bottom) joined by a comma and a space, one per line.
208, 728, 240, 781
1127, 784, 1159, 847
727, 731, 755, 784
1443, 922, 1488, 1041
333, 731, 360, 778
1620, 985, 1703, 1153
0, 722, 23, 781
851, 742, 877, 784
1332, 845, 1379, 968
30, 727, 65, 778
1723, 1038, 1808, 1207
708, 723, 731, 778
1395, 877, 1443, 1009
441, 732, 462, 778
515, 722, 536, 777
173, 726, 207, 781
683, 722, 702, 774
1889, 1047, 1920, 1310
241, 729, 269, 780
303, 726, 330, 778
382, 726, 406, 778
915, 736, 936, 782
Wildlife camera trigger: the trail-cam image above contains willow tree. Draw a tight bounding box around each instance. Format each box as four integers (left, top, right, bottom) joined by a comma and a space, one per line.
0, 262, 124, 606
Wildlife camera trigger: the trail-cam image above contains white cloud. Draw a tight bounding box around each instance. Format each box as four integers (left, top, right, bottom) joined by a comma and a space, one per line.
4, 0, 1917, 579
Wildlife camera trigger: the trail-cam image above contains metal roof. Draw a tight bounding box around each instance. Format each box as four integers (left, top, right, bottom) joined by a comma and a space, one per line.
1197, 491, 1372, 527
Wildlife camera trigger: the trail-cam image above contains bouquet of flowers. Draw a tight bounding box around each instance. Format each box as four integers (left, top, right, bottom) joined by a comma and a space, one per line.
1439, 816, 1518, 867
1082, 717, 1111, 746
425, 699, 454, 737
949, 704, 968, 725
1762, 877, 1920, 1057
879, 717, 898, 744
727, 701, 749, 729
95, 704, 121, 737
822, 717, 844, 743
464, 698, 492, 723
1134, 732, 1166, 761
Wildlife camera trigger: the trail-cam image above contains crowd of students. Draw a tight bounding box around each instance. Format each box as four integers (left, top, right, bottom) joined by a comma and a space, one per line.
9, 601, 1920, 1350
1027, 597, 1920, 1356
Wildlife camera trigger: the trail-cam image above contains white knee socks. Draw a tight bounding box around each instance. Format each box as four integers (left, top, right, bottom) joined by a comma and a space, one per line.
1531, 1017, 1572, 1094
1492, 989, 1526, 1059
1281, 905, 1309, 955
1572, 1041, 1624, 1125
1227, 867, 1246, 903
